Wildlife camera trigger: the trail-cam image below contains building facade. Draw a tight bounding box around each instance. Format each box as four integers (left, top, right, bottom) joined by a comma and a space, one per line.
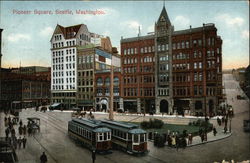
94, 68, 121, 112
121, 6, 223, 116
50, 24, 120, 110
1, 72, 50, 109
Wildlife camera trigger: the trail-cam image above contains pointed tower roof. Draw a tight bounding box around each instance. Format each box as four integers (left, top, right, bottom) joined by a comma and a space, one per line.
157, 6, 171, 25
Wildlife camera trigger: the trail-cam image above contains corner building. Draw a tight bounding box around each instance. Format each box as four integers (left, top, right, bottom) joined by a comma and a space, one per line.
121, 6, 223, 116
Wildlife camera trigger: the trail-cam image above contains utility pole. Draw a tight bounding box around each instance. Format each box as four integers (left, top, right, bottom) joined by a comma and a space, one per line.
109, 65, 114, 120
0, 29, 3, 109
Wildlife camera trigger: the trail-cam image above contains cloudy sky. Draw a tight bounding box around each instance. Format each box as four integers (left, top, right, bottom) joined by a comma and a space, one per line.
0, 1, 249, 69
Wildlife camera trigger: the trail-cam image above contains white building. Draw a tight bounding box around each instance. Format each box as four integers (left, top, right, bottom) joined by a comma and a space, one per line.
50, 24, 92, 105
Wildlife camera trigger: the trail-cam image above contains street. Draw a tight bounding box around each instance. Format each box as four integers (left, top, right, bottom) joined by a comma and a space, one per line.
1, 73, 249, 163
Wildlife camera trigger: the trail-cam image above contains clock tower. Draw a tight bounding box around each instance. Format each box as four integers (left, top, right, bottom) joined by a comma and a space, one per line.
154, 6, 174, 114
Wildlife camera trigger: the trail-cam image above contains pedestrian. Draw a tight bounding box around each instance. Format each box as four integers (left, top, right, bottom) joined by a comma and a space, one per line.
200, 132, 204, 143
19, 120, 23, 126
175, 135, 179, 151
188, 133, 193, 145
18, 126, 23, 135
18, 137, 22, 149
22, 136, 27, 148
199, 128, 203, 137
40, 152, 48, 163
8, 116, 11, 124
23, 125, 27, 135
92, 150, 96, 163
213, 127, 217, 136
13, 136, 17, 149
171, 136, 176, 148
224, 126, 227, 134
5, 127, 10, 138
11, 128, 16, 138
4, 116, 8, 126
28, 127, 32, 136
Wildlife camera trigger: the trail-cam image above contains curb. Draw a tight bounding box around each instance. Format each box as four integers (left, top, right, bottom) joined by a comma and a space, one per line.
187, 132, 232, 147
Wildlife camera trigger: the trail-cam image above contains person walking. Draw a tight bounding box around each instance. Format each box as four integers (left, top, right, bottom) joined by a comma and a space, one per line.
5, 127, 10, 138
92, 150, 96, 163
213, 127, 217, 136
18, 126, 23, 135
22, 137, 27, 148
13, 136, 17, 149
23, 125, 27, 135
18, 137, 22, 149
188, 133, 193, 145
40, 152, 48, 163
175, 135, 179, 151
19, 120, 23, 127
28, 127, 32, 136
171, 136, 176, 148
11, 128, 16, 138
201, 133, 204, 143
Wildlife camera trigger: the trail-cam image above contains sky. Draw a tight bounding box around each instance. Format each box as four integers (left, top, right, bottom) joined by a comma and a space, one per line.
0, 1, 249, 69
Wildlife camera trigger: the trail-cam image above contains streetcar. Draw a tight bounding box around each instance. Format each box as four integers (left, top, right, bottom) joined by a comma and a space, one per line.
68, 118, 112, 153
100, 120, 148, 155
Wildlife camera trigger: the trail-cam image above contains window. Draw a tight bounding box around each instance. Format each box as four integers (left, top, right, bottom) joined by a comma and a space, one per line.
97, 78, 103, 86
124, 49, 127, 55
134, 134, 138, 143
166, 44, 169, 51
199, 62, 202, 69
140, 48, 144, 53
177, 42, 180, 49
135, 48, 137, 54
186, 41, 189, 48
158, 45, 161, 52
105, 77, 110, 86
194, 63, 197, 69
181, 42, 185, 49
173, 43, 176, 50
161, 44, 165, 51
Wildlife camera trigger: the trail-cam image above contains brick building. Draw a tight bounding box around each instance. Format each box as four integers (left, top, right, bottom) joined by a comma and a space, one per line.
94, 67, 121, 112
121, 6, 223, 116
0, 71, 50, 109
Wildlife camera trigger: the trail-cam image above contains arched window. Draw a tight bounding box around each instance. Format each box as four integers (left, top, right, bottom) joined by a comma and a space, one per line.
114, 77, 119, 85
105, 77, 110, 86
97, 78, 103, 86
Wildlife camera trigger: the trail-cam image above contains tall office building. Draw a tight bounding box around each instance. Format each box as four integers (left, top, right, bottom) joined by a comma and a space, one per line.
121, 6, 223, 116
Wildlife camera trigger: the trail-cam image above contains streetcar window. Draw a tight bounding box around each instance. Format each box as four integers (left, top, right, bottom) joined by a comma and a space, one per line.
123, 133, 126, 139
108, 132, 111, 140
104, 133, 107, 140
134, 134, 138, 143
140, 134, 144, 142
128, 134, 132, 140
99, 133, 103, 141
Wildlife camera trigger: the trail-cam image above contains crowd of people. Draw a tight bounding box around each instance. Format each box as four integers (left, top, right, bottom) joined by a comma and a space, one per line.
4, 116, 27, 150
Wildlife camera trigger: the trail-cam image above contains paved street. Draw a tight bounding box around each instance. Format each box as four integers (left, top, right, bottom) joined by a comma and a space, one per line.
1, 73, 249, 163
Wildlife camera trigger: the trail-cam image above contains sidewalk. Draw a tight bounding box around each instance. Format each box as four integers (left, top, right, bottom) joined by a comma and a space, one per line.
187, 127, 232, 147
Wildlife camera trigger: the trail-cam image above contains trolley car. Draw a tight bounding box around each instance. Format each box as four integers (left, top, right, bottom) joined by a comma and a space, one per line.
68, 118, 112, 153
100, 120, 148, 155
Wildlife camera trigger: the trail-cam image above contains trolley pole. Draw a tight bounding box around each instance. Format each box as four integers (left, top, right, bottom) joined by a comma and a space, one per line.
109, 65, 114, 120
